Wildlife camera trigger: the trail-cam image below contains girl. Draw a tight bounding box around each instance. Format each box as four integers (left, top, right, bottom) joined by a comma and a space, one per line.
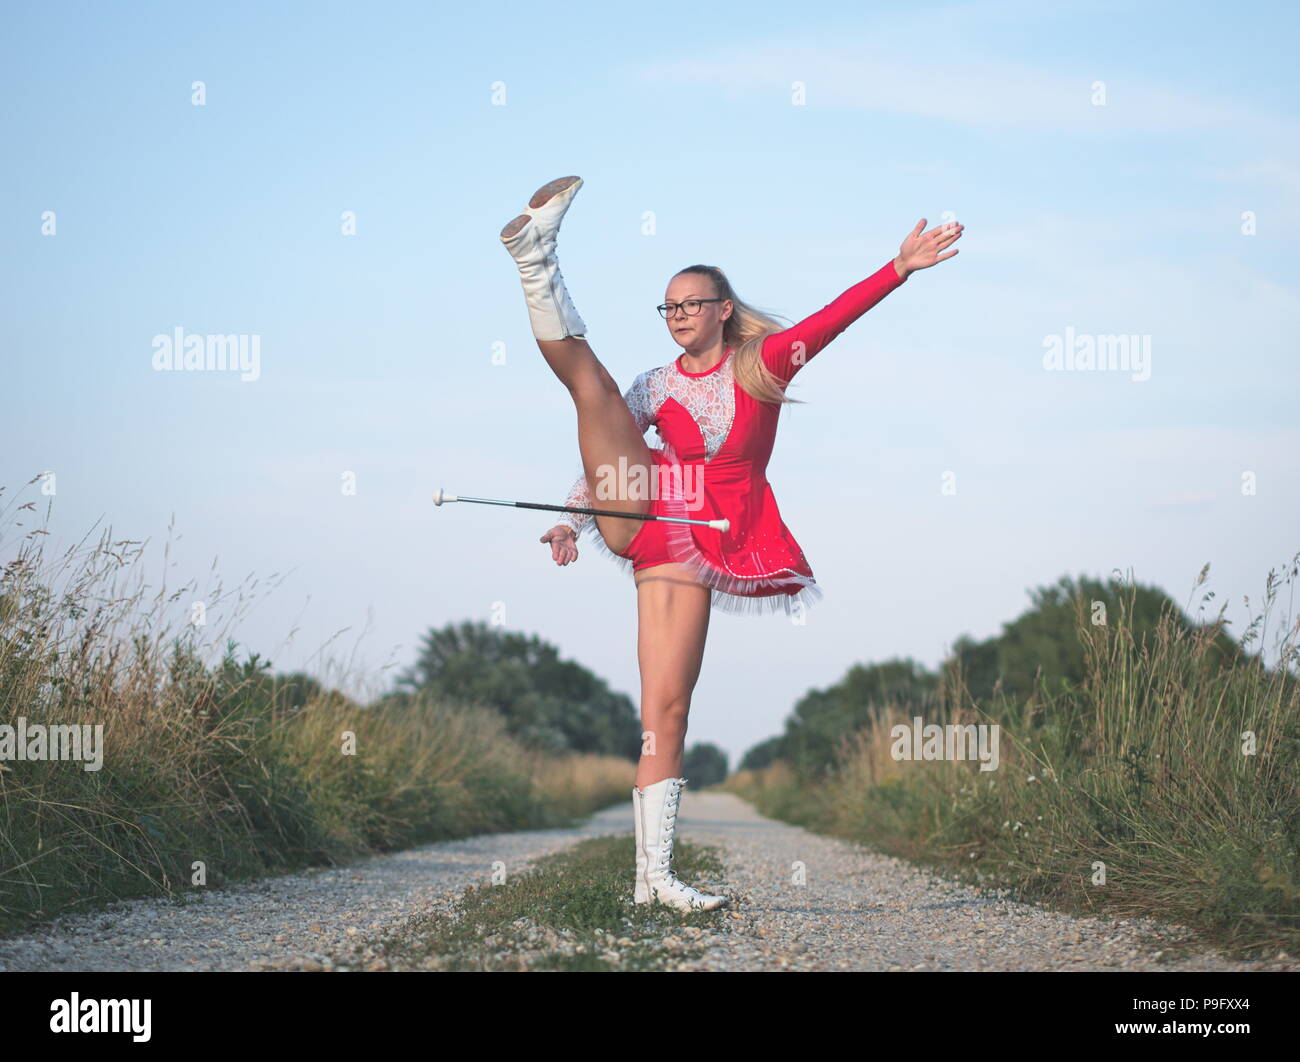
499, 176, 961, 910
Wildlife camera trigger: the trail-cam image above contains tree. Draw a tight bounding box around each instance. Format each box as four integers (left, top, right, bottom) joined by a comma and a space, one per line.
947, 573, 1241, 708
682, 742, 728, 787
740, 571, 1246, 775
397, 620, 642, 757
776, 657, 938, 775
739, 735, 784, 771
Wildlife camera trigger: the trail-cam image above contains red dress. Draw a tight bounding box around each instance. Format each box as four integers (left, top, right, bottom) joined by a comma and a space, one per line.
557, 259, 908, 615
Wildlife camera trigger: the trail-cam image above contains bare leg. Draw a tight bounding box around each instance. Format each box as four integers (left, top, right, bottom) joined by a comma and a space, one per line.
633, 563, 712, 788
536, 335, 654, 557
500, 194, 653, 557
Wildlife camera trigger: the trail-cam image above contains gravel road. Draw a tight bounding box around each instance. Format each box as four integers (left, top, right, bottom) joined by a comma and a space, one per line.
0, 790, 1289, 972
675, 793, 1292, 972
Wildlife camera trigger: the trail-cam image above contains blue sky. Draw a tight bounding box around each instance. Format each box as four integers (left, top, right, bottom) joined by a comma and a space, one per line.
3, 0, 1297, 767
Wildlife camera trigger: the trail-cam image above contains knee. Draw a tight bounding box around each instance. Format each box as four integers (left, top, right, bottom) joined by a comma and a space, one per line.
643, 694, 691, 732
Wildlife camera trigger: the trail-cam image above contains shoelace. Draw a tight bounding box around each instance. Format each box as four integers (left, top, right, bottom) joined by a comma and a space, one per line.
655, 782, 682, 870
649, 780, 715, 904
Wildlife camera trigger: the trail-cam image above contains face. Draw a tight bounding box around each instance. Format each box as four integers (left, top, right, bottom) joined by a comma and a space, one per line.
662, 273, 732, 350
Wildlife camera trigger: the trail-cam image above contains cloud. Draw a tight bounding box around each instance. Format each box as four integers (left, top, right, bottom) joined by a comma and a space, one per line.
1152, 490, 1218, 507
627, 8, 1300, 141
1201, 158, 1300, 197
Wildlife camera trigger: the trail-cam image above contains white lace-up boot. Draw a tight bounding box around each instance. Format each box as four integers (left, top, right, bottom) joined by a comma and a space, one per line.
635, 777, 728, 911
499, 175, 587, 341
632, 786, 650, 903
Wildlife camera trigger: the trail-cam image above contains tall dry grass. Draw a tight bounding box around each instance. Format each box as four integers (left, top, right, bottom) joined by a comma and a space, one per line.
728, 559, 1300, 957
0, 481, 630, 934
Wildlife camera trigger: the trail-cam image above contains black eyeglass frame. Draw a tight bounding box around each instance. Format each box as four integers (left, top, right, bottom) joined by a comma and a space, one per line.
656, 298, 724, 320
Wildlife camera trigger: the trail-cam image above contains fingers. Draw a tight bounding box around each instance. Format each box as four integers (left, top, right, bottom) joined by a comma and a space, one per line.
922, 224, 963, 263
543, 528, 578, 565
901, 219, 965, 271
928, 222, 963, 240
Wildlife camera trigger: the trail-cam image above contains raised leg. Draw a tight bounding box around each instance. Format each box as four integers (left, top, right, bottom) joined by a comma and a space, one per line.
500, 178, 655, 557
633, 563, 712, 788
537, 336, 654, 557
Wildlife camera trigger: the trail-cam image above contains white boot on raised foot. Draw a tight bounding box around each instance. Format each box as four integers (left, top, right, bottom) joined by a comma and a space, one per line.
636, 777, 728, 912
499, 175, 587, 341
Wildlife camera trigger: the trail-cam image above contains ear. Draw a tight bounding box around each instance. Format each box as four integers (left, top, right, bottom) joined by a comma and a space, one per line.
721, 299, 734, 322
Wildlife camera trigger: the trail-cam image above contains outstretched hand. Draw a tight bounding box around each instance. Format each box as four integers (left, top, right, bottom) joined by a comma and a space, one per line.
895, 218, 963, 278
540, 525, 579, 566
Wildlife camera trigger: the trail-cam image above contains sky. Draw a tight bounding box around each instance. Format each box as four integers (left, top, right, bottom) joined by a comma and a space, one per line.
2, 0, 1298, 769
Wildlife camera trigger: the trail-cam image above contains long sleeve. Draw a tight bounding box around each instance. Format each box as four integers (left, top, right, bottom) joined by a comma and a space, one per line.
554, 373, 658, 538
761, 258, 907, 384
557, 471, 594, 537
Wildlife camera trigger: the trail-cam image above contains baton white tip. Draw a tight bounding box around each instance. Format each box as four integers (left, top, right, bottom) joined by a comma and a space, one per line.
708, 518, 730, 532
433, 489, 457, 506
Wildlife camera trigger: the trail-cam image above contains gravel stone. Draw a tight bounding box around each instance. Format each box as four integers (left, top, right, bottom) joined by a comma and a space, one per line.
0, 790, 1291, 972
672, 792, 1293, 972
0, 814, 625, 972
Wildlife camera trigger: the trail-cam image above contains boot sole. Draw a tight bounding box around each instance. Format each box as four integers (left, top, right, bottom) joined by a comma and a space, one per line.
499, 214, 531, 239
500, 177, 582, 240
640, 896, 728, 911
528, 175, 581, 209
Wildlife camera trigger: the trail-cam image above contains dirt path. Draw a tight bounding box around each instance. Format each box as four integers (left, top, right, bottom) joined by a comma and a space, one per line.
0, 810, 628, 972
674, 793, 1288, 971
0, 790, 1288, 971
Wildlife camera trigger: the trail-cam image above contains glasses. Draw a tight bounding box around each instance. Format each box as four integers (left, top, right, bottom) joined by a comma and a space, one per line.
657, 298, 723, 319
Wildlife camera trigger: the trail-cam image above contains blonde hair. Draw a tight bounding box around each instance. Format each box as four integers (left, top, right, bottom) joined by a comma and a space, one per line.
672, 265, 803, 406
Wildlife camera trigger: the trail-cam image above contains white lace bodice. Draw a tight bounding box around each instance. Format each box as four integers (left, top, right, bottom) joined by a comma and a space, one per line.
557, 355, 736, 536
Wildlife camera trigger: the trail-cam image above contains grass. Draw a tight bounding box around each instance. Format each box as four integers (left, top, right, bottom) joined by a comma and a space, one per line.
727, 559, 1300, 962
375, 833, 731, 971
0, 480, 634, 934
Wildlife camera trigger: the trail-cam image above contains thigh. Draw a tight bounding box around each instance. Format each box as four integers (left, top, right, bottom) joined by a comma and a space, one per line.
549, 339, 654, 555
634, 564, 712, 711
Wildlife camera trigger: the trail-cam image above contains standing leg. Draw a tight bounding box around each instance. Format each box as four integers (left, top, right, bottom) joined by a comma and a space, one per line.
630, 562, 727, 910
633, 563, 711, 786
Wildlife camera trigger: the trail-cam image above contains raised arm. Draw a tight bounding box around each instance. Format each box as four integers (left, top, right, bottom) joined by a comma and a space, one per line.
762, 218, 963, 384
761, 259, 908, 384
